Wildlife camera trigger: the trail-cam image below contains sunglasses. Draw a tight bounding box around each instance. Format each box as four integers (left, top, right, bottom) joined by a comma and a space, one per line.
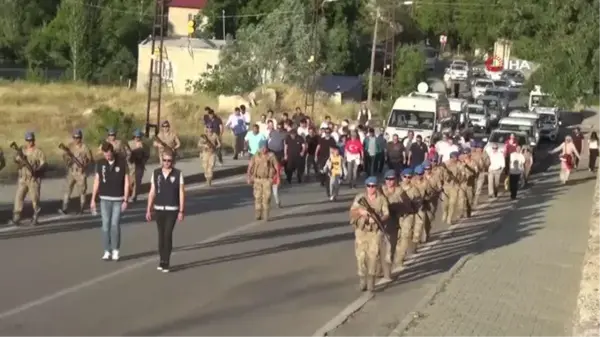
366, 185, 377, 188
162, 158, 173, 163
385, 177, 395, 180
402, 175, 411, 178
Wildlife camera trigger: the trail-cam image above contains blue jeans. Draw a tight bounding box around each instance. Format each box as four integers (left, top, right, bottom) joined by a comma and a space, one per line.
100, 199, 122, 251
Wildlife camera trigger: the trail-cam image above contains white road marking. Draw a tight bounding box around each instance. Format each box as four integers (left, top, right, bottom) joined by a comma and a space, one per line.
0, 202, 312, 321
311, 172, 557, 336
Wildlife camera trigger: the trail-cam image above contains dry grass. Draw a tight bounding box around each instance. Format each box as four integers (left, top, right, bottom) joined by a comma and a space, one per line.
0, 81, 360, 178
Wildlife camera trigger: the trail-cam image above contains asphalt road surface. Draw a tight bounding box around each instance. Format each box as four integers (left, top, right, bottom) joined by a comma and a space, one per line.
0, 141, 559, 336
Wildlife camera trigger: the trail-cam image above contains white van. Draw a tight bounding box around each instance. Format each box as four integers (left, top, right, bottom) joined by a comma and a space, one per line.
466, 103, 490, 132
385, 83, 450, 143
449, 98, 468, 125
497, 117, 539, 147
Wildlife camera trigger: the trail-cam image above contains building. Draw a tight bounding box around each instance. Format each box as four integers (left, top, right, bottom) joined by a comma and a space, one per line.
168, 0, 208, 37
136, 37, 226, 94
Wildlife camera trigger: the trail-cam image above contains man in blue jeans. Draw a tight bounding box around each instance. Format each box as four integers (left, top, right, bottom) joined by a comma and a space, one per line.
91, 142, 130, 261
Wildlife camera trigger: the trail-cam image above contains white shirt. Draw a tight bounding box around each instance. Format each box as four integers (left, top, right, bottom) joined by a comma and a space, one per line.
358, 131, 366, 143
226, 114, 246, 129
297, 126, 309, 137
257, 122, 268, 136
241, 111, 251, 124
320, 121, 330, 129
332, 131, 340, 142
488, 150, 506, 171
509, 152, 526, 174
441, 144, 459, 162
589, 140, 598, 150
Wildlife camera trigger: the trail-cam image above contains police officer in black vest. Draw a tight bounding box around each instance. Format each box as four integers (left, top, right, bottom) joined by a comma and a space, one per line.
146, 149, 185, 273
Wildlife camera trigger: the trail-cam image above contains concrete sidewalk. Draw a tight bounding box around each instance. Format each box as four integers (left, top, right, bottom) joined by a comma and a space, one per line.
391, 164, 597, 336
0, 156, 248, 222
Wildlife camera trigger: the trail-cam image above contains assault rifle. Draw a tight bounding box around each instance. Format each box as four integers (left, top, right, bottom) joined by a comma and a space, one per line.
59, 143, 84, 169
10, 142, 35, 175
201, 134, 217, 152
357, 197, 391, 243
153, 136, 173, 153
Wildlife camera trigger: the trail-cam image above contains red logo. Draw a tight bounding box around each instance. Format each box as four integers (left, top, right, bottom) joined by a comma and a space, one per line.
485, 55, 504, 72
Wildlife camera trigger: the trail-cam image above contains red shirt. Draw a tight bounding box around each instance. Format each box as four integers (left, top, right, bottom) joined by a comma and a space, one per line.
345, 139, 363, 154
504, 140, 517, 155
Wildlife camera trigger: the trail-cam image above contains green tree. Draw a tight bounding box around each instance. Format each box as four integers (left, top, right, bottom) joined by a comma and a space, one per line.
391, 45, 426, 95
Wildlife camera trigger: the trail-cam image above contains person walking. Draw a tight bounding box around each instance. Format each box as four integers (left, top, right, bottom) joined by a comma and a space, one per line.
486, 143, 505, 198
588, 131, 599, 172
90, 142, 129, 261
345, 130, 364, 188
508, 145, 526, 200
145, 150, 185, 273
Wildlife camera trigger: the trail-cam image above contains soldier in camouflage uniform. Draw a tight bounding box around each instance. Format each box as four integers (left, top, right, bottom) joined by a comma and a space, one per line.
379, 170, 404, 280
153, 120, 181, 165
422, 160, 443, 228
98, 128, 127, 159
126, 129, 150, 202
458, 148, 478, 218
247, 143, 279, 221
413, 165, 434, 243
198, 127, 221, 186
472, 142, 490, 207
9, 132, 47, 226
395, 168, 422, 268
59, 129, 93, 215
349, 176, 390, 292
441, 151, 462, 225
522, 146, 534, 186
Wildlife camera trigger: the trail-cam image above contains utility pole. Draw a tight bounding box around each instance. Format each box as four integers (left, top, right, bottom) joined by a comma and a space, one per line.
144, 0, 168, 138
366, 7, 380, 108
222, 10, 226, 39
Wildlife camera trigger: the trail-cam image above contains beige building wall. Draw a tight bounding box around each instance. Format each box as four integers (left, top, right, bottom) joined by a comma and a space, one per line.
168, 7, 209, 37
136, 44, 221, 95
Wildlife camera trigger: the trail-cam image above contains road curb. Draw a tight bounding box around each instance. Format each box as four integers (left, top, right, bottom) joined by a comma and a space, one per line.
572, 168, 600, 337
388, 253, 474, 337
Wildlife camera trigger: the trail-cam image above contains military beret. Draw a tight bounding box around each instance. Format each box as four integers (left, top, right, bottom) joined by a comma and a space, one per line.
401, 168, 414, 176
384, 169, 396, 179
365, 176, 378, 185
462, 147, 472, 154
414, 165, 425, 175
161, 120, 170, 127
450, 151, 460, 158
107, 128, 116, 136
24, 132, 35, 141
422, 160, 432, 169
133, 129, 143, 137
72, 129, 83, 138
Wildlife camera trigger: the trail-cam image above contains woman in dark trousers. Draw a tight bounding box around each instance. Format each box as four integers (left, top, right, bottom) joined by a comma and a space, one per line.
588, 131, 599, 172
146, 150, 185, 273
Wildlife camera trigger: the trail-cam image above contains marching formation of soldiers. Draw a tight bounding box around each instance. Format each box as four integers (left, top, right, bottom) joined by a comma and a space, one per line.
350, 143, 492, 292
2, 122, 189, 227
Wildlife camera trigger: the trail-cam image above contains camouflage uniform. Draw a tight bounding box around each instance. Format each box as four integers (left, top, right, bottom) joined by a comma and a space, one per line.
380, 184, 404, 279
349, 191, 390, 291
424, 166, 443, 224
522, 147, 534, 184
154, 131, 181, 165
11, 133, 46, 226
396, 175, 422, 267
198, 131, 221, 185
126, 136, 149, 201
459, 157, 478, 217
413, 169, 434, 243
60, 139, 93, 214
472, 148, 490, 206
441, 160, 462, 224
248, 150, 279, 220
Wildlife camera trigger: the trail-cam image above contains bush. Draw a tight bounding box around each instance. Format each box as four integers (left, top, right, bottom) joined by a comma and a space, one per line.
84, 106, 138, 146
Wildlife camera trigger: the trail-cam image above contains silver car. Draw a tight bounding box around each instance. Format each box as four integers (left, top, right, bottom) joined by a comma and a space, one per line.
484, 88, 510, 112
471, 79, 494, 98
501, 70, 525, 87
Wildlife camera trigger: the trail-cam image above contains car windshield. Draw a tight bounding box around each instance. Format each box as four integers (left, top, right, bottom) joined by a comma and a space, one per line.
467, 107, 485, 115
475, 81, 493, 88
493, 80, 508, 87
451, 65, 466, 71
531, 95, 553, 107
538, 114, 557, 124
484, 89, 506, 99
387, 109, 435, 130
476, 98, 499, 111
489, 132, 527, 145
504, 71, 524, 80
499, 123, 533, 134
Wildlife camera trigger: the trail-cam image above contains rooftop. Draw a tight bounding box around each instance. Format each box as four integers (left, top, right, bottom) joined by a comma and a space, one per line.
139, 36, 227, 50
169, 0, 207, 9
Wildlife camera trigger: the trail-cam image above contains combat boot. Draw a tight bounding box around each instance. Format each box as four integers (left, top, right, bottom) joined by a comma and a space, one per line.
8, 213, 21, 226
58, 207, 68, 215
358, 277, 367, 292
262, 209, 270, 222
29, 212, 40, 226
206, 178, 213, 187
366, 275, 376, 292
76, 203, 85, 215
254, 211, 262, 221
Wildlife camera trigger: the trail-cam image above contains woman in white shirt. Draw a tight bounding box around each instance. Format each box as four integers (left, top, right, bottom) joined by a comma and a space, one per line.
549, 135, 581, 184
508, 146, 526, 200
588, 131, 598, 172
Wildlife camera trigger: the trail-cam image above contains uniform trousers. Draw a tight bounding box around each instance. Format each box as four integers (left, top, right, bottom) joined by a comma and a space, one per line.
155, 210, 178, 266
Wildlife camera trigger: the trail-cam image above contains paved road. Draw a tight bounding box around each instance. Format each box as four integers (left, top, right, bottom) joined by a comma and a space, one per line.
0, 144, 558, 335
0, 157, 247, 226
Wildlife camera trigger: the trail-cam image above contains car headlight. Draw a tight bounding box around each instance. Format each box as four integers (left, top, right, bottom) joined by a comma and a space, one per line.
530, 141, 536, 146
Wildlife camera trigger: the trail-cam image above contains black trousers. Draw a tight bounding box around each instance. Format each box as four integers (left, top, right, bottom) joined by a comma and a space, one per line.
508, 174, 520, 200
589, 149, 598, 171
365, 153, 384, 176
285, 156, 305, 183
156, 210, 178, 266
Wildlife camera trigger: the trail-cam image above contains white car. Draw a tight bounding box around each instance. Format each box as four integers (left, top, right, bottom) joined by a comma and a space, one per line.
466, 103, 490, 132
448, 64, 468, 81
483, 130, 529, 155
492, 79, 510, 90
450, 60, 469, 71
471, 79, 494, 98
536, 109, 561, 142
